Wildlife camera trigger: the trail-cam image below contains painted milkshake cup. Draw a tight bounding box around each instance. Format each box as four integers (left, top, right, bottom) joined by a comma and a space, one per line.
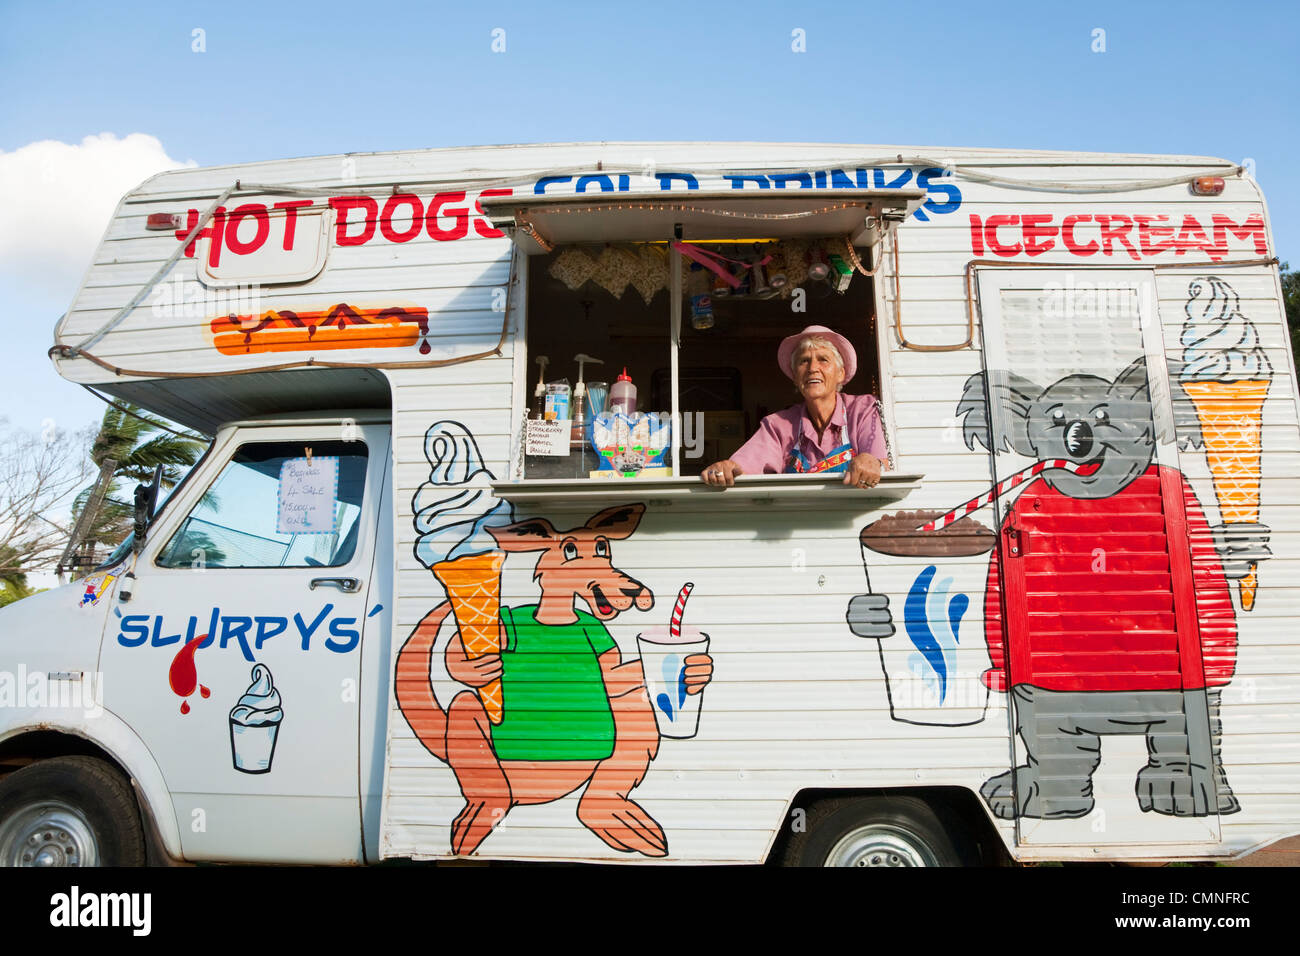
637, 627, 710, 739
858, 510, 995, 727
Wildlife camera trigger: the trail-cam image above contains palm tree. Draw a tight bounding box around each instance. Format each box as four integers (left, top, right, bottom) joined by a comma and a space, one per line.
90, 403, 206, 486
68, 403, 207, 566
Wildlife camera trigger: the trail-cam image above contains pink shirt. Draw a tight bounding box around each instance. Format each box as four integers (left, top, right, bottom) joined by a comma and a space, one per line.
729, 393, 887, 474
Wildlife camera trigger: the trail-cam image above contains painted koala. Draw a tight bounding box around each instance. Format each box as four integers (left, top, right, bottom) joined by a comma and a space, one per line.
957, 356, 1263, 819
848, 356, 1267, 820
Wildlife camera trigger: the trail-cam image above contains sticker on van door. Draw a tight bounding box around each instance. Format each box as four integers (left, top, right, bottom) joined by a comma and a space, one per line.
78, 570, 119, 607
395, 420, 714, 858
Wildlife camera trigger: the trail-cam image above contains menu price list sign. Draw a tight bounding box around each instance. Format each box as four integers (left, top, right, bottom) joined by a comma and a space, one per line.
525, 420, 570, 457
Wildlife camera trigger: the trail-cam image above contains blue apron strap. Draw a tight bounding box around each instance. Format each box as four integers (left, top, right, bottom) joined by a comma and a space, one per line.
784, 442, 855, 474
784, 447, 811, 474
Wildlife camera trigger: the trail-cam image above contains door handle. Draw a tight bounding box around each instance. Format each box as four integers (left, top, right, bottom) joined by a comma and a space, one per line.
1004, 521, 1022, 558
310, 577, 361, 593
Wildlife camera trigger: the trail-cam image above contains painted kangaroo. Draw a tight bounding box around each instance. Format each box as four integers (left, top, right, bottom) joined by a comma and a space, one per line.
396, 502, 713, 857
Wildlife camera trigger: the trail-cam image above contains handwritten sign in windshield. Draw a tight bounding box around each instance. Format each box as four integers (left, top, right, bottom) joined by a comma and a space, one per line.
277, 457, 340, 534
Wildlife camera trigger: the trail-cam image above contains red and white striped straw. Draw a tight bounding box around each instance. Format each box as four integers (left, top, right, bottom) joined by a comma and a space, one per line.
919, 459, 1083, 532
669, 582, 694, 638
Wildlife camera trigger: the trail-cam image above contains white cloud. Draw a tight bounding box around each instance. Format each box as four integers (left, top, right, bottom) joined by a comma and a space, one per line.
0, 133, 196, 299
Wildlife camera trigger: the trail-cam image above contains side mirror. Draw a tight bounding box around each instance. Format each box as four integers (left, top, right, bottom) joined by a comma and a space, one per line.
132, 465, 164, 554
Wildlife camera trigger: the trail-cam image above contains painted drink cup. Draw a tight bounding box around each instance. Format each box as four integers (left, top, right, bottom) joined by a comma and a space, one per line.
859, 511, 994, 727
230, 721, 280, 774
637, 627, 709, 739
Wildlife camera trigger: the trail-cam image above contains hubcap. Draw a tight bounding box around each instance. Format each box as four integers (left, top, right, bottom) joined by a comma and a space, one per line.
0, 802, 99, 867
824, 825, 938, 867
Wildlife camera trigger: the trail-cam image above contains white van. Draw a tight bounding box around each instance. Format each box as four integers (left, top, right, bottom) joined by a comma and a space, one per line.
2, 142, 1296, 867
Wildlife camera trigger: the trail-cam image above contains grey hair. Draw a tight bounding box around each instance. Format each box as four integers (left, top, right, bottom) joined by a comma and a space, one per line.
791, 335, 845, 391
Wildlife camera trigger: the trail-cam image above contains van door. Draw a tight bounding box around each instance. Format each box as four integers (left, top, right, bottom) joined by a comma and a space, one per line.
974, 269, 1223, 848
99, 422, 390, 863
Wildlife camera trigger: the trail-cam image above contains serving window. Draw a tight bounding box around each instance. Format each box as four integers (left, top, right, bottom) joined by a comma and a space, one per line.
522, 242, 881, 479
479, 190, 922, 483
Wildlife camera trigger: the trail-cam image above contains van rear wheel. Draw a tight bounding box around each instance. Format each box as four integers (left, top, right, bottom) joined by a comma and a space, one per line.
0, 756, 145, 867
783, 796, 970, 867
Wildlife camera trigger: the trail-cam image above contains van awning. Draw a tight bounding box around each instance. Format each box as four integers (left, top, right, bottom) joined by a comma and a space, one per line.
478, 188, 927, 254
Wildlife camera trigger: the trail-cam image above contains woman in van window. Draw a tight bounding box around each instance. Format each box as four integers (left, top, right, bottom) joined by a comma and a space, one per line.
700, 325, 887, 488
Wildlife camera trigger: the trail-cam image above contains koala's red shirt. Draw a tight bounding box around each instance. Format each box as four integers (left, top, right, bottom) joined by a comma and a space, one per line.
983, 464, 1237, 693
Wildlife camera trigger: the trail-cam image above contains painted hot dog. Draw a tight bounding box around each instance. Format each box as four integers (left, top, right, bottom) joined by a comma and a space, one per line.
210, 303, 431, 355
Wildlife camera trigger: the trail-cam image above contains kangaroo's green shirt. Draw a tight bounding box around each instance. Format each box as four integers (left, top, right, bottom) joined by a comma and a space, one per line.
489, 604, 617, 761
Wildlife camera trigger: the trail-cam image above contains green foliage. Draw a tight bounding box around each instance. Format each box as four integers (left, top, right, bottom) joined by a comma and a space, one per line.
0, 542, 35, 606
0, 544, 27, 596
1, 582, 48, 606
0, 567, 28, 606
89, 403, 206, 484
70, 404, 207, 561
1282, 263, 1300, 377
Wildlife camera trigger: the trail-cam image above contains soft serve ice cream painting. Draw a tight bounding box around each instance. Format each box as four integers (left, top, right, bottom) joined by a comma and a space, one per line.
394, 421, 713, 857
229, 664, 284, 774
1180, 276, 1274, 611
410, 422, 515, 725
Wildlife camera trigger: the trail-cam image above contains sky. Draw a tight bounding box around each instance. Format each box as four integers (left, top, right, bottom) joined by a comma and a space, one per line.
1, 0, 1297, 438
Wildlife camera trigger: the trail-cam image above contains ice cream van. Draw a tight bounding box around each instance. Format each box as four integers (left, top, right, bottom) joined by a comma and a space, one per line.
3, 141, 1298, 867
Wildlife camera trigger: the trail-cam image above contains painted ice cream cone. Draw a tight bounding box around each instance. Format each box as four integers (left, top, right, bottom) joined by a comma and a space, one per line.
411, 422, 519, 722
434, 551, 507, 723
1181, 276, 1274, 612
1181, 380, 1268, 610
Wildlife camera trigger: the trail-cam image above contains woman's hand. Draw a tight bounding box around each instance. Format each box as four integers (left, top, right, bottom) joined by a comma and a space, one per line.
843, 453, 883, 489
701, 460, 743, 487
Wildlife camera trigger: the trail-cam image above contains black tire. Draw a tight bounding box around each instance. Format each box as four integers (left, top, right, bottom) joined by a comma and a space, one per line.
0, 756, 145, 867
782, 796, 971, 867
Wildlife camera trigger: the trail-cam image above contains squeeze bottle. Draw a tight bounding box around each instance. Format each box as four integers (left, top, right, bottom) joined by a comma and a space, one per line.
610, 368, 637, 416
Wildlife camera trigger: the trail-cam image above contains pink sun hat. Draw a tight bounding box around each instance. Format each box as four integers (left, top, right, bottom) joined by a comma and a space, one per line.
777, 325, 857, 384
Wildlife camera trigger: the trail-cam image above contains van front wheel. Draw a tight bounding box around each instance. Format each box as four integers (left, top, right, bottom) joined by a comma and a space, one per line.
783, 796, 970, 867
0, 756, 145, 867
